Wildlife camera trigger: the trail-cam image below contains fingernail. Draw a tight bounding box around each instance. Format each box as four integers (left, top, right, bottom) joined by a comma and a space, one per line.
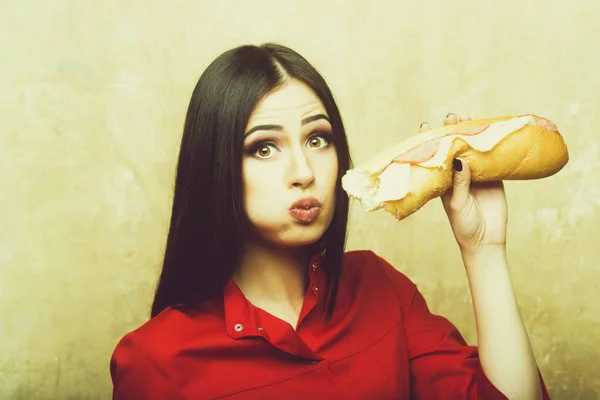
446, 113, 455, 118
453, 158, 462, 171
420, 122, 427, 128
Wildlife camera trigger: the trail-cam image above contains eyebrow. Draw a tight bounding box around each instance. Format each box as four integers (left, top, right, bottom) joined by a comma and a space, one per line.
244, 114, 331, 138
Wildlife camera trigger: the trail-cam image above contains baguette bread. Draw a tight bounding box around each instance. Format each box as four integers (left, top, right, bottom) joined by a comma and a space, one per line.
341, 114, 569, 221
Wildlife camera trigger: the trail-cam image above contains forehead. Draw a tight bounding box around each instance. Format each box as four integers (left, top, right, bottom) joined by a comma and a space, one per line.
247, 79, 327, 124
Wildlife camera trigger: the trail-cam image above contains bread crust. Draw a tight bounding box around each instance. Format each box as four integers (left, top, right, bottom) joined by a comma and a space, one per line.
342, 114, 569, 221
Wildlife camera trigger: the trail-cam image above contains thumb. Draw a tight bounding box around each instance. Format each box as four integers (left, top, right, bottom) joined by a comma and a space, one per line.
444, 158, 472, 211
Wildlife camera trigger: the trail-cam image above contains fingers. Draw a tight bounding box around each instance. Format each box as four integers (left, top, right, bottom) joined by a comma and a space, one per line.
444, 113, 472, 126
420, 113, 473, 133
444, 113, 458, 126
441, 157, 472, 212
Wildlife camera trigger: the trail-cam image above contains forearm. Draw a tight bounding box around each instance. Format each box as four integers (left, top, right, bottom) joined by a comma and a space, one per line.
462, 248, 542, 400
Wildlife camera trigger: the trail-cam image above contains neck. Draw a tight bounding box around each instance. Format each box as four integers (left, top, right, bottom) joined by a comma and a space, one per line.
233, 238, 311, 308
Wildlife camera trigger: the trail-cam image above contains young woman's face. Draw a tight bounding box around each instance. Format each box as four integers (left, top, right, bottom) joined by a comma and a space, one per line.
242, 79, 339, 248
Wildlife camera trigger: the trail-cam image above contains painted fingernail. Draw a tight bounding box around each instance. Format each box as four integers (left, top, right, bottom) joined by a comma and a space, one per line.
446, 113, 455, 118
453, 158, 462, 171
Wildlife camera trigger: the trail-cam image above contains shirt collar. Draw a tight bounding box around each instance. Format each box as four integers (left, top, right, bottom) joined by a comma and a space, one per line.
223, 250, 327, 339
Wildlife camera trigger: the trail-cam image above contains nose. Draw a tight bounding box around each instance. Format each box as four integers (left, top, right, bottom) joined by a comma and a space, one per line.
288, 148, 315, 189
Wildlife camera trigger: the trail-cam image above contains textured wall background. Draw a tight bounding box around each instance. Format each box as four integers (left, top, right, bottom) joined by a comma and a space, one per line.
1, 0, 598, 398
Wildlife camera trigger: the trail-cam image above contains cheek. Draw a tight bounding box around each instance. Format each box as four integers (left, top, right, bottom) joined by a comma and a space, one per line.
242, 162, 279, 212
320, 153, 339, 192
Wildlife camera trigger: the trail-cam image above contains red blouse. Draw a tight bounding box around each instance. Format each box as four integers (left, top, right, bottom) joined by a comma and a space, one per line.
110, 250, 550, 399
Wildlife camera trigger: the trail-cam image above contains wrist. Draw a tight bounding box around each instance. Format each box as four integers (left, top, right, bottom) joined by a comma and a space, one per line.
460, 245, 508, 272
460, 244, 506, 260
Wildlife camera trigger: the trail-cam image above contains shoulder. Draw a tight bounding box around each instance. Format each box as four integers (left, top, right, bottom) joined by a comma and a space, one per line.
112, 299, 221, 356
343, 249, 417, 287
342, 249, 419, 303
110, 303, 223, 397
110, 307, 185, 369
110, 307, 194, 398
110, 300, 221, 374
109, 308, 177, 396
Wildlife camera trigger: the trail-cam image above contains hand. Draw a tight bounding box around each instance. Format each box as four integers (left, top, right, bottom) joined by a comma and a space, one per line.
419, 113, 508, 257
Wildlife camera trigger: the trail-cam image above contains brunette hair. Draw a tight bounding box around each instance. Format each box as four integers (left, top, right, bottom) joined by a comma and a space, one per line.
150, 43, 353, 319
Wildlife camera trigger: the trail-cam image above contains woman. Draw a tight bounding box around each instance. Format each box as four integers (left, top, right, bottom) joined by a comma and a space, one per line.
110, 43, 550, 399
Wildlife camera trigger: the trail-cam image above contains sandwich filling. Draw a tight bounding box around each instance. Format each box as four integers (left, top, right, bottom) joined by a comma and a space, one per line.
342, 115, 534, 210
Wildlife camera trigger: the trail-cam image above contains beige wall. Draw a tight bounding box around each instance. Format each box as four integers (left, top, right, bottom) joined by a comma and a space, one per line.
1, 0, 598, 398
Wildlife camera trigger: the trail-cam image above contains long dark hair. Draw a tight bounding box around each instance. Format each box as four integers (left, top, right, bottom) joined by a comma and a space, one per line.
150, 43, 353, 319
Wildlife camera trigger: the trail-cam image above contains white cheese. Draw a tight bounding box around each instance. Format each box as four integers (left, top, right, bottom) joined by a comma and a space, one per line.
342, 115, 533, 206
419, 115, 532, 168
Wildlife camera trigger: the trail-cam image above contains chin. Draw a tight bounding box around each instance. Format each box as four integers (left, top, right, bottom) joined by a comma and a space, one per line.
278, 225, 328, 248
284, 231, 325, 247
251, 217, 331, 249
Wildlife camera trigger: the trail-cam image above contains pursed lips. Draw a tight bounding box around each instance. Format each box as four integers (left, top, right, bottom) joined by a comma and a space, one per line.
289, 196, 321, 210
288, 196, 322, 223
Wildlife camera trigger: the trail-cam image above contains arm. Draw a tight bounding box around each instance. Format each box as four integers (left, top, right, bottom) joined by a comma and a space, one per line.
462, 248, 544, 400
403, 113, 550, 398
372, 251, 550, 399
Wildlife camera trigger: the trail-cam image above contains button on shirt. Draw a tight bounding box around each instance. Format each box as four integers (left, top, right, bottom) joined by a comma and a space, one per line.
110, 250, 551, 399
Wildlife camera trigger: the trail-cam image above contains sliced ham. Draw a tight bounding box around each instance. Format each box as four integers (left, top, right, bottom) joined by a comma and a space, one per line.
393, 138, 441, 164
452, 123, 491, 136
392, 123, 491, 164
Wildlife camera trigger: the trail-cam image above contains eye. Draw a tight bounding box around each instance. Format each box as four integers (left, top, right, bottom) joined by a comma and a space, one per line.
308, 137, 323, 148
257, 145, 271, 158
308, 132, 333, 149
254, 144, 276, 159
